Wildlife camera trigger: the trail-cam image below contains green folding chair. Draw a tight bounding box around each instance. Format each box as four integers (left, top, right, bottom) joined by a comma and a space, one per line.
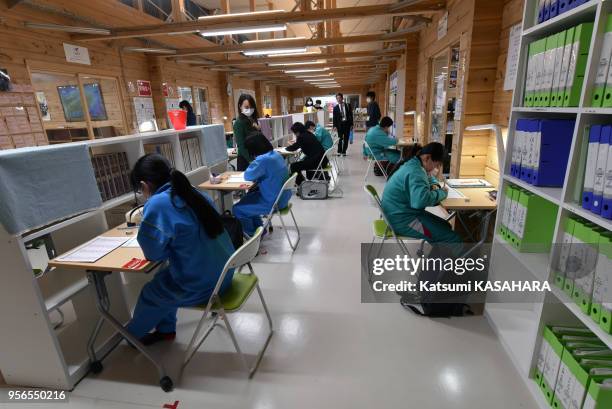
182, 227, 272, 378
263, 173, 300, 251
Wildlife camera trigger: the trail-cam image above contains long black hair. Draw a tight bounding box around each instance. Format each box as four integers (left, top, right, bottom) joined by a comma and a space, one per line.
245, 131, 273, 158
130, 154, 224, 239
237, 93, 259, 122
179, 100, 193, 113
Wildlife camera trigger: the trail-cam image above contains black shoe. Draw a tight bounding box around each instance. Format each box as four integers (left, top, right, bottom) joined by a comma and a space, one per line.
140, 331, 176, 346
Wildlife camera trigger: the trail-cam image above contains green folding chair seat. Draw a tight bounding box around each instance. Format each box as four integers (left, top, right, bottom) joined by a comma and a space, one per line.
212, 272, 258, 312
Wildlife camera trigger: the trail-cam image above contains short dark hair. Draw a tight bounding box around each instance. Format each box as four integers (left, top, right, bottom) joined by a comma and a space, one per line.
291, 122, 306, 134
420, 142, 446, 162
245, 132, 273, 158
304, 120, 316, 130
315, 99, 322, 104
336, 93, 343, 98
179, 100, 193, 112
366, 91, 376, 100
380, 116, 393, 128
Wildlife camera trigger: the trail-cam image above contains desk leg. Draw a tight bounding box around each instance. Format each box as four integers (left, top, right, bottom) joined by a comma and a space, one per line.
86, 270, 174, 392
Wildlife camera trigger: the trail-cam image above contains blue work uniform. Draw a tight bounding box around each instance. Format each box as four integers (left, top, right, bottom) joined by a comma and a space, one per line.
233, 151, 292, 236
127, 183, 235, 339
381, 157, 461, 249
363, 125, 400, 163
314, 124, 333, 151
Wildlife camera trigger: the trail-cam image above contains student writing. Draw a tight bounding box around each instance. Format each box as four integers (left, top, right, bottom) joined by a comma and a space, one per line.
127, 154, 235, 345
305, 120, 333, 151
285, 122, 327, 186
233, 132, 292, 236
363, 116, 400, 164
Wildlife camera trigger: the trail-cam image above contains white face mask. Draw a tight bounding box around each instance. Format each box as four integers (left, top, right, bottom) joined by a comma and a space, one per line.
306, 101, 313, 106
242, 108, 254, 117
366, 98, 372, 103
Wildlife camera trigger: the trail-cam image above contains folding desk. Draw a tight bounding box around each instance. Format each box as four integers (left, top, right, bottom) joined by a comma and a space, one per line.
199, 171, 254, 211
48, 225, 172, 392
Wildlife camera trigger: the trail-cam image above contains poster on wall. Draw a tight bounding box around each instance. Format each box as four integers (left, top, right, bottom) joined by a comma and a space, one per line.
437, 12, 448, 40
137, 80, 152, 97
35, 92, 50, 121
63, 43, 91, 65
503, 24, 522, 91
133, 97, 156, 132
165, 98, 180, 112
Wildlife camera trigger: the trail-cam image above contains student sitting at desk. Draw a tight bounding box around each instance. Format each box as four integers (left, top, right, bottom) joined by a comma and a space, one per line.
286, 122, 327, 186
127, 154, 235, 345
233, 132, 292, 236
381, 142, 461, 247
305, 120, 333, 151
362, 116, 400, 164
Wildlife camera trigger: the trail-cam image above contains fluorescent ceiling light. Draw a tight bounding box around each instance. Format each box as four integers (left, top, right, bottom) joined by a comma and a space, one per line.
24, 22, 110, 35
273, 51, 320, 58
284, 68, 330, 73
244, 48, 307, 56
268, 60, 325, 67
304, 78, 335, 82
243, 36, 306, 44
123, 47, 176, 54
199, 10, 285, 20
200, 24, 286, 37
294, 74, 332, 78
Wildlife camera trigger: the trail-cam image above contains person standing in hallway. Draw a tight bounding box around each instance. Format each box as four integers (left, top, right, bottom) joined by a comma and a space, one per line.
233, 94, 260, 171
332, 93, 353, 156
365, 91, 381, 131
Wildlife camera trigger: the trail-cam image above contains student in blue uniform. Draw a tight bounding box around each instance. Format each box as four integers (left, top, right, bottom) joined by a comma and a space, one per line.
362, 116, 400, 164
381, 142, 461, 249
233, 132, 292, 236
305, 120, 333, 151
127, 154, 235, 345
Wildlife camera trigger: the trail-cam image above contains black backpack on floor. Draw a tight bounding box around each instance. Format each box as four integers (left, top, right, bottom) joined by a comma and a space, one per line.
221, 210, 244, 249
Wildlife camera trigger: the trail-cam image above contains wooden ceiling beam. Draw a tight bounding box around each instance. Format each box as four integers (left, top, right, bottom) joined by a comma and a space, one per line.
71, 2, 443, 42
180, 49, 402, 66
173, 33, 406, 57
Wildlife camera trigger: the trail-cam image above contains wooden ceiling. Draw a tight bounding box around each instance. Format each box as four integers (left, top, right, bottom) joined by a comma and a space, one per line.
6, 0, 443, 87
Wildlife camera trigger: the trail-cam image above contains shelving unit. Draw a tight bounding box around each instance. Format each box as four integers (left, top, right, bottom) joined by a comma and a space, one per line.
485, 1, 612, 408
0, 124, 228, 390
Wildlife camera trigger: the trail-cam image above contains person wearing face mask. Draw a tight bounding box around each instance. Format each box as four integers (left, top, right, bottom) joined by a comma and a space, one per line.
303, 97, 315, 113
365, 91, 381, 131
381, 142, 461, 247
233, 94, 261, 171
126, 154, 235, 346
305, 120, 333, 151
285, 122, 327, 186
362, 116, 400, 164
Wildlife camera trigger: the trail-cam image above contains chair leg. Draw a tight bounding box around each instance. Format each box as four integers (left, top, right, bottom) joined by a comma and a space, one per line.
220, 312, 250, 374
364, 159, 372, 182
182, 312, 220, 368
278, 209, 300, 251
366, 235, 378, 283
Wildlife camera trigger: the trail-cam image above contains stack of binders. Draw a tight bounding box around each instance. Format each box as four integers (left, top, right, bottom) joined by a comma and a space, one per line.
537, 1, 593, 25
498, 183, 558, 252
591, 15, 612, 107
534, 325, 612, 409
523, 22, 593, 108
581, 125, 612, 219
144, 141, 176, 167
91, 152, 131, 202
511, 118, 574, 186
555, 215, 612, 335
179, 135, 203, 173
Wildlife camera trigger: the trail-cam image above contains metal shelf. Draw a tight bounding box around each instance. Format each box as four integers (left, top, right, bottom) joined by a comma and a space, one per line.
522, 1, 598, 39
503, 175, 563, 206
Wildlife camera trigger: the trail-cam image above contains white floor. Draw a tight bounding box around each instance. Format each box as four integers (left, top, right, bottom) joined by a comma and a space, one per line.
2, 135, 537, 409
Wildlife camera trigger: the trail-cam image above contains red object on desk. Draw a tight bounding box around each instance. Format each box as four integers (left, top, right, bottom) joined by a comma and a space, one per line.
122, 258, 150, 270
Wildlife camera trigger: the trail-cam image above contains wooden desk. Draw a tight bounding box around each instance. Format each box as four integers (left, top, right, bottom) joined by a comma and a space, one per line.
49, 226, 153, 274
395, 138, 414, 147
275, 147, 299, 158
442, 187, 497, 211
199, 171, 254, 192
48, 225, 172, 392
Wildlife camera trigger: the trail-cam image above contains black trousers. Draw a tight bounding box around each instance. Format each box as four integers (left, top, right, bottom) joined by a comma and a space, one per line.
337, 123, 351, 154
290, 156, 328, 185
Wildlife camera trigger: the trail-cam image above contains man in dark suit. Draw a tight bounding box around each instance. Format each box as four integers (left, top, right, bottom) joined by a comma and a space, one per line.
332, 92, 353, 156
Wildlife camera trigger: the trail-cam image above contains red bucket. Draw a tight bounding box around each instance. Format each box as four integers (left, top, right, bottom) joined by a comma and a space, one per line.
168, 109, 187, 130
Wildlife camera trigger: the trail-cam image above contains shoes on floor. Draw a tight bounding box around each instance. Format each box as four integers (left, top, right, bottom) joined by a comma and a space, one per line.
140, 331, 176, 346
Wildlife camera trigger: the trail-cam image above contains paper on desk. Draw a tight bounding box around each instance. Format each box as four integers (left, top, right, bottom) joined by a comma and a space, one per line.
121, 237, 141, 248
227, 174, 247, 183
446, 178, 492, 188
56, 236, 130, 263
445, 186, 466, 199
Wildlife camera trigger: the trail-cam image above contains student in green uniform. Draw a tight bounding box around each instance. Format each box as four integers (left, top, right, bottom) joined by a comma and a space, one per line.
305, 120, 333, 151
233, 94, 260, 171
362, 116, 400, 164
381, 142, 461, 248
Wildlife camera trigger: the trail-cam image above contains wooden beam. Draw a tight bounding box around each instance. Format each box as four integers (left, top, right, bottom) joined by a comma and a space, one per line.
183, 50, 402, 67
173, 33, 405, 57
71, 3, 444, 42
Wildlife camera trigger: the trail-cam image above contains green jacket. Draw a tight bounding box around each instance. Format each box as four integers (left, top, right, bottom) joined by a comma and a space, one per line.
233, 115, 257, 162
381, 157, 447, 235
314, 125, 333, 151
363, 125, 400, 163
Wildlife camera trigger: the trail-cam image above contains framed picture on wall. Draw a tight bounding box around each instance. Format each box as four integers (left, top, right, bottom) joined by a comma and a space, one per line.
35, 91, 50, 121
57, 83, 107, 122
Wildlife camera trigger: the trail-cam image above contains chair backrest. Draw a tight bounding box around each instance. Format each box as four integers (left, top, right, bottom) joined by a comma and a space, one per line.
269, 173, 297, 214
364, 141, 388, 178
363, 184, 402, 238
364, 184, 381, 208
